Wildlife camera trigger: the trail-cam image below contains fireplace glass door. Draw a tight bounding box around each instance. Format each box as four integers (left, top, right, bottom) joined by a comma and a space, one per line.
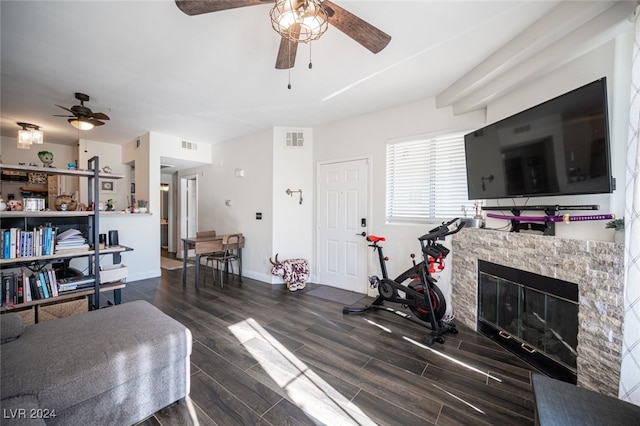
477, 260, 578, 383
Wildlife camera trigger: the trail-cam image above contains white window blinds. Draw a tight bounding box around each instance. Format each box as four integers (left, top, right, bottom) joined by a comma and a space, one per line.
386, 133, 469, 222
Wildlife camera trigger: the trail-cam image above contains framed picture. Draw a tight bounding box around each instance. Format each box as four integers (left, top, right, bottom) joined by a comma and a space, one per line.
101, 180, 115, 193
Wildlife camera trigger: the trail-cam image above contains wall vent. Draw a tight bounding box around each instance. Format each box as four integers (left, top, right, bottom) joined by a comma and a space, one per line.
182, 141, 198, 150
285, 131, 304, 148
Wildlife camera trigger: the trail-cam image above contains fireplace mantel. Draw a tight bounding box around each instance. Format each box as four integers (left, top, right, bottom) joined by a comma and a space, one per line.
451, 228, 624, 396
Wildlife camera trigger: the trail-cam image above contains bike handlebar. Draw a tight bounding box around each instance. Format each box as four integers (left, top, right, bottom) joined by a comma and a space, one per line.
418, 218, 465, 242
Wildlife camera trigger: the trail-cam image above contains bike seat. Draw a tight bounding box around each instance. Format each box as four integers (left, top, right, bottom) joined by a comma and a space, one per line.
367, 235, 386, 243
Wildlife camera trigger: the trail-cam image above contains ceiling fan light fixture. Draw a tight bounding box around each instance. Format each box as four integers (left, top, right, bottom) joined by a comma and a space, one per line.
16, 122, 44, 149
69, 118, 95, 131
270, 0, 329, 43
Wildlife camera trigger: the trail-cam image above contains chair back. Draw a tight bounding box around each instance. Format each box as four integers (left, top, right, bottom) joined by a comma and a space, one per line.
223, 234, 242, 254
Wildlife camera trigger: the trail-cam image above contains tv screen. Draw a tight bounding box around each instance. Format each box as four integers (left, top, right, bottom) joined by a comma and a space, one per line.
464, 78, 612, 200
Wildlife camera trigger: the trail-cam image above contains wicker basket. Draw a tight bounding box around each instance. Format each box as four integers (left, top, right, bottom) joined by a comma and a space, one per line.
38, 297, 87, 322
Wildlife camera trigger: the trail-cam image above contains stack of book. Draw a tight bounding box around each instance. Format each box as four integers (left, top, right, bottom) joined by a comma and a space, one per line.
55, 229, 89, 253
1, 226, 55, 258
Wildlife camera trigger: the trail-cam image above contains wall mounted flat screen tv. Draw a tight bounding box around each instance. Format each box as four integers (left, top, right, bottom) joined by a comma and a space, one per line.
464, 78, 612, 200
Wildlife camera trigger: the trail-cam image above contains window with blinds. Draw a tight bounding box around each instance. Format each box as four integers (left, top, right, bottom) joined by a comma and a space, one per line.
386, 133, 470, 222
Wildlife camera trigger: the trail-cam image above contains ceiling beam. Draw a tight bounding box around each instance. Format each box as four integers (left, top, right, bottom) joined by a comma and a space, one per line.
436, 1, 634, 112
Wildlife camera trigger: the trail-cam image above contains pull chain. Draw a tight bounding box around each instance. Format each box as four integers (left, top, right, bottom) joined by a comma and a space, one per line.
308, 42, 313, 69
287, 38, 292, 89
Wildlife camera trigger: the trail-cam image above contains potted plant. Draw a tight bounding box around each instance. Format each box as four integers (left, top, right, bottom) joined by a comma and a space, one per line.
137, 200, 148, 213
605, 217, 624, 244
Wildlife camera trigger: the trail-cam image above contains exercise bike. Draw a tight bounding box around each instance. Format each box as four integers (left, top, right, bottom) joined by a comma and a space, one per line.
343, 218, 465, 345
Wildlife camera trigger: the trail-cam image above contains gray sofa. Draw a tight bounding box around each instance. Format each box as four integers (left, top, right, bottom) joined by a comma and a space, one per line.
0, 300, 192, 425
532, 373, 640, 425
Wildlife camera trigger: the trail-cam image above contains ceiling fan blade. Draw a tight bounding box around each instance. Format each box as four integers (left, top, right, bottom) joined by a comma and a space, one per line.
175, 0, 271, 16
55, 104, 74, 114
90, 112, 110, 120
275, 36, 299, 70
89, 118, 105, 127
53, 114, 73, 118
321, 0, 391, 54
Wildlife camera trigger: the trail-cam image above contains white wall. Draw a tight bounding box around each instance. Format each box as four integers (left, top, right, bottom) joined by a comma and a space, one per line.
78, 139, 131, 209
1, 136, 77, 168
271, 127, 314, 282
314, 99, 485, 286
483, 35, 632, 241
191, 129, 275, 283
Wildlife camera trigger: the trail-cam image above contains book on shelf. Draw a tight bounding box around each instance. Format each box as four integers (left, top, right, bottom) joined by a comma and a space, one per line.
0, 226, 56, 259
2, 273, 15, 306
57, 275, 95, 292
38, 272, 50, 298
22, 269, 32, 302
55, 228, 88, 253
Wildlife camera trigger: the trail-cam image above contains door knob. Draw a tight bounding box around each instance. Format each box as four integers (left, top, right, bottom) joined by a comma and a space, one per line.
356, 232, 366, 237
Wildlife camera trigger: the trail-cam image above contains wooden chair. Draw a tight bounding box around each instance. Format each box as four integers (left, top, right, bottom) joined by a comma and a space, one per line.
208, 234, 242, 288
196, 231, 219, 286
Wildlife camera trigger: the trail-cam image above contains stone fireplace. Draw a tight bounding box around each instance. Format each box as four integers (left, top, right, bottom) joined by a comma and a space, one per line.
451, 228, 624, 396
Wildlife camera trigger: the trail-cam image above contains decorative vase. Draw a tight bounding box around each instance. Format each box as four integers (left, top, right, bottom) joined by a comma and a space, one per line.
138, 207, 147, 214
0, 198, 6, 211
55, 194, 77, 211
614, 230, 624, 244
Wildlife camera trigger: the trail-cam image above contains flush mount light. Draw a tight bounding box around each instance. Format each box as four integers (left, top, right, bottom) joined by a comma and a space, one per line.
17, 122, 44, 149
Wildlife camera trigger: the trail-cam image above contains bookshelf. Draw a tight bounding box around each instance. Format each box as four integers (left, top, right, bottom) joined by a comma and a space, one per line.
0, 158, 132, 321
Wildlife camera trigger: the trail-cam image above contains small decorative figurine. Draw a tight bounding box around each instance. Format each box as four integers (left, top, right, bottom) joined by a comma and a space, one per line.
106, 199, 115, 211
37, 151, 54, 167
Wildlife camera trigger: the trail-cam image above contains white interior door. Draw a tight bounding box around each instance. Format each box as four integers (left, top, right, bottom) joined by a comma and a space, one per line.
178, 174, 197, 258
317, 159, 369, 293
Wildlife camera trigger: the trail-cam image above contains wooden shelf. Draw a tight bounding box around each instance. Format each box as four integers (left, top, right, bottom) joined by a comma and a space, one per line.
20, 186, 48, 193
0, 210, 95, 218
0, 245, 132, 266
0, 163, 124, 179
0, 281, 125, 312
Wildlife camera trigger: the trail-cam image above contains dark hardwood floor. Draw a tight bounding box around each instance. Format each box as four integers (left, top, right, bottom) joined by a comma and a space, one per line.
123, 257, 539, 425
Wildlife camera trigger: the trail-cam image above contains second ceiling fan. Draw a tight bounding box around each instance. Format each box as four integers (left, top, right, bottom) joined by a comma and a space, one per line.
175, 0, 391, 69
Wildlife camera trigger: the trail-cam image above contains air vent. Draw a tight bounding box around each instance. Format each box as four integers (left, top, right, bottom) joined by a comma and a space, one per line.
514, 125, 531, 134
285, 131, 304, 148
182, 141, 198, 150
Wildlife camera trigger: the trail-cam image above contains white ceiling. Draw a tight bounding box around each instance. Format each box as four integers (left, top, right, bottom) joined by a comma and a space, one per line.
0, 1, 631, 153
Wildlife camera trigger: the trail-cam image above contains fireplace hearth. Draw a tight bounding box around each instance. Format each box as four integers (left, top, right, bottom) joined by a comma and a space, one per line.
477, 260, 578, 384
451, 228, 624, 397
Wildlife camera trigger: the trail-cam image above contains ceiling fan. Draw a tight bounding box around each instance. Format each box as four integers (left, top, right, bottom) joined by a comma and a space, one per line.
175, 0, 391, 69
54, 92, 110, 130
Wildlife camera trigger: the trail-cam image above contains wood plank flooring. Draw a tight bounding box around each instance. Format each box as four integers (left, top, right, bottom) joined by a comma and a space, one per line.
123, 261, 540, 426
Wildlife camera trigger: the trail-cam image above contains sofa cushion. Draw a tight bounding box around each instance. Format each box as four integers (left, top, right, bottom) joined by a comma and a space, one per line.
0, 312, 25, 344
532, 373, 640, 425
0, 300, 192, 413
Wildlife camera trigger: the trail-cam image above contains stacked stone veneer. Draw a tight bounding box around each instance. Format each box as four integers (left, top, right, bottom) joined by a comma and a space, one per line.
451, 227, 624, 396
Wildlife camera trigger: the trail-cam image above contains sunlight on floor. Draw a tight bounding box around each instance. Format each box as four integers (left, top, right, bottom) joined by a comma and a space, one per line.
403, 336, 502, 383
229, 318, 377, 425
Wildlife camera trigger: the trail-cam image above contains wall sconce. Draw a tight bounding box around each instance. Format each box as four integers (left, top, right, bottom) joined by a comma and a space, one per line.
286, 188, 303, 205
17, 122, 44, 149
